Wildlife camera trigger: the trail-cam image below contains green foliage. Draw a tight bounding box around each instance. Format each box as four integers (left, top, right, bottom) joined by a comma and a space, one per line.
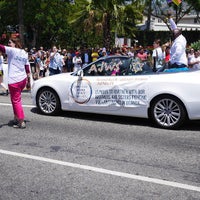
186, 0, 200, 12
0, 0, 199, 49
0, 0, 18, 32
68, 0, 144, 48
191, 40, 200, 51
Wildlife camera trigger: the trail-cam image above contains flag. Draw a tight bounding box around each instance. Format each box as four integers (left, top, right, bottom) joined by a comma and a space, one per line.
167, 0, 172, 3
167, 0, 182, 6
172, 0, 182, 6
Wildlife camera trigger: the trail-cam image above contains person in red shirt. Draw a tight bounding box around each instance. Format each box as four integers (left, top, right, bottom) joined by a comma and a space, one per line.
165, 46, 170, 63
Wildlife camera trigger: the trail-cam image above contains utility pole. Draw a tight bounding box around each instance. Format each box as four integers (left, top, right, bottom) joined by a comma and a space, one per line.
18, 0, 25, 46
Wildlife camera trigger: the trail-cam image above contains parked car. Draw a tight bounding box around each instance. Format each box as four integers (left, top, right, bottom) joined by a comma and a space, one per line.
31, 55, 200, 129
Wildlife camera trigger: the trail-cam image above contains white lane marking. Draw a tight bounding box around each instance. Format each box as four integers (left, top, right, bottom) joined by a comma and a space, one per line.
0, 149, 199, 192
0, 103, 35, 108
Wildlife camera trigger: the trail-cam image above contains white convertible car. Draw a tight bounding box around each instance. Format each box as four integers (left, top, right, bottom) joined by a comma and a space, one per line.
31, 55, 200, 129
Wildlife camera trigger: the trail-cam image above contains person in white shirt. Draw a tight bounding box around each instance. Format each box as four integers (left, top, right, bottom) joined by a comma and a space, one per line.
127, 47, 134, 58
73, 51, 82, 72
168, 17, 188, 68
0, 37, 30, 128
190, 51, 200, 70
152, 39, 165, 71
187, 48, 195, 66
49, 46, 64, 76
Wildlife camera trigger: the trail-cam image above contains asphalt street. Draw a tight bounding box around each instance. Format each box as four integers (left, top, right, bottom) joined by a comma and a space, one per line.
0, 91, 200, 200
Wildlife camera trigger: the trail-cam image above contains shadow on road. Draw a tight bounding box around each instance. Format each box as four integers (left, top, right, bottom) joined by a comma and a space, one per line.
30, 107, 200, 131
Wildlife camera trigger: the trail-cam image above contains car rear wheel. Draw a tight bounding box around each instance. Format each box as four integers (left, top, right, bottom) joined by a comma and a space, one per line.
150, 95, 187, 129
36, 88, 61, 115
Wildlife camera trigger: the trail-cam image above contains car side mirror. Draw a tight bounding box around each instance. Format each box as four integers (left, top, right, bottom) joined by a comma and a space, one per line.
77, 69, 84, 78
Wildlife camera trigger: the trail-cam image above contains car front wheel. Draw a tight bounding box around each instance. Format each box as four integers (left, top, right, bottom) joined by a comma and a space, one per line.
150, 95, 187, 129
36, 88, 61, 115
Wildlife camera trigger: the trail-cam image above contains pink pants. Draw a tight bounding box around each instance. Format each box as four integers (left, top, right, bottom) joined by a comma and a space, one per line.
8, 78, 26, 121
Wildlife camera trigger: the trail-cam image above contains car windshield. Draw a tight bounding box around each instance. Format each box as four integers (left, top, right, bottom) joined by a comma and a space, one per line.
80, 56, 153, 76
127, 58, 153, 75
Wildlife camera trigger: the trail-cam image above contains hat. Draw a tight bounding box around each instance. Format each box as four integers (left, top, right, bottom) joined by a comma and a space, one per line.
75, 51, 79, 55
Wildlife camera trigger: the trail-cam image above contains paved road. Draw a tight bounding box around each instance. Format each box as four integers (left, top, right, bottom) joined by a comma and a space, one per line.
0, 92, 200, 200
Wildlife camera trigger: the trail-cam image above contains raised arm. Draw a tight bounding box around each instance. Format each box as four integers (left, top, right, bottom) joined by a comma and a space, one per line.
169, 18, 177, 30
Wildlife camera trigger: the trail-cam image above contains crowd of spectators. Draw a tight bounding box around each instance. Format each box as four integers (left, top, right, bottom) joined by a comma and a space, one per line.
1, 40, 199, 96
28, 45, 148, 79
26, 43, 200, 80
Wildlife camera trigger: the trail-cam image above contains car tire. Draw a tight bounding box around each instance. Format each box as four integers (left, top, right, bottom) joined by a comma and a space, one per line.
150, 95, 187, 129
36, 87, 61, 115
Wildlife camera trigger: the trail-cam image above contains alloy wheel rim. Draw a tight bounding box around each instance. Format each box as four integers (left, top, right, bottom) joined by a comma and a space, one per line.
154, 99, 181, 127
39, 91, 57, 113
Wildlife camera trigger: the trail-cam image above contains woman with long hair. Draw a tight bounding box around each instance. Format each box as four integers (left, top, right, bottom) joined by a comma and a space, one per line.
0, 37, 30, 128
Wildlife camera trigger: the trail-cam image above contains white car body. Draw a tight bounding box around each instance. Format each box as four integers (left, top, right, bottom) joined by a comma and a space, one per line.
31, 56, 200, 129
2, 63, 8, 88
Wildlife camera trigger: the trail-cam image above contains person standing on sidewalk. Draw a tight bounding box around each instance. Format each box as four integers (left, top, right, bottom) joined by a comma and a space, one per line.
0, 37, 31, 128
49, 46, 64, 76
73, 51, 82, 72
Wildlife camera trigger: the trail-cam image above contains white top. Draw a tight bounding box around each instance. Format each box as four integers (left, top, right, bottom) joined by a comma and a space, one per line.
49, 52, 63, 70
152, 47, 165, 69
73, 56, 82, 66
127, 51, 134, 57
170, 34, 188, 66
0, 55, 3, 71
168, 17, 188, 66
190, 56, 200, 70
5, 46, 29, 84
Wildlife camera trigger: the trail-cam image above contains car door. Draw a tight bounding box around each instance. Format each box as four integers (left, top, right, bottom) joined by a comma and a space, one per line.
67, 56, 150, 116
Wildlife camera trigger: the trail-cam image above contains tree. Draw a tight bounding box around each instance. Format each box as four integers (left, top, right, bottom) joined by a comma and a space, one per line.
115, 1, 144, 38
0, 0, 198, 48
23, 0, 71, 48
0, 0, 18, 41
18, 0, 24, 46
68, 0, 144, 49
0, 0, 72, 48
143, 0, 200, 31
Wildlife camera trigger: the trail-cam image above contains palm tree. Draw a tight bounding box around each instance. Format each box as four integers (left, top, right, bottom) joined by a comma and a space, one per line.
69, 0, 143, 49
116, 1, 144, 38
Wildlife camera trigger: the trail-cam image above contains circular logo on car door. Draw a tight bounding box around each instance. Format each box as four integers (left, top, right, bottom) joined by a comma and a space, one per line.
70, 78, 92, 104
